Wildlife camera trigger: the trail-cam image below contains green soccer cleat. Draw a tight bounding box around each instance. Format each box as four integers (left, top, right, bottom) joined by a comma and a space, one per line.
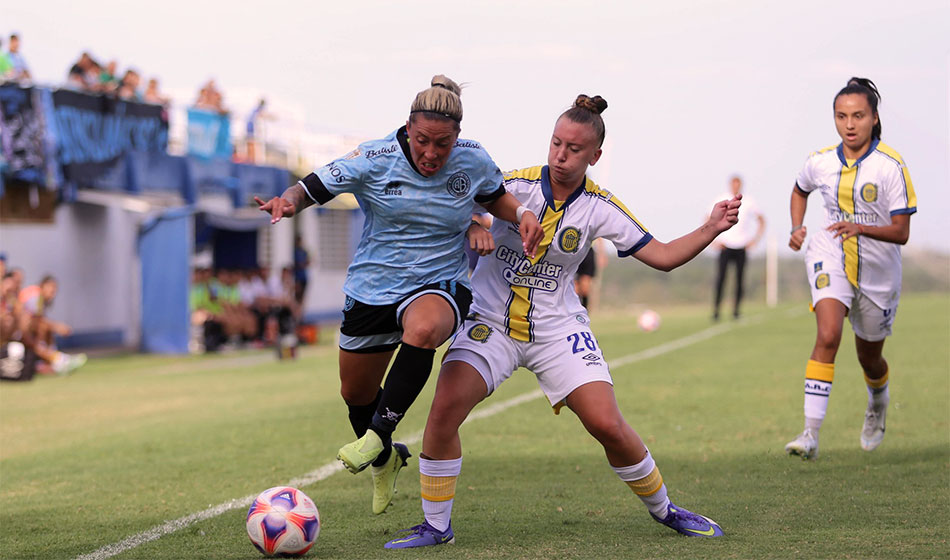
371, 442, 411, 514
337, 430, 384, 474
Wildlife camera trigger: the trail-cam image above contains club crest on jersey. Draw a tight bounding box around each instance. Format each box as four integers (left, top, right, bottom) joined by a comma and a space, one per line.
860, 183, 878, 203
467, 323, 493, 343
446, 172, 471, 198
815, 273, 830, 289
814, 262, 823, 273
558, 227, 582, 254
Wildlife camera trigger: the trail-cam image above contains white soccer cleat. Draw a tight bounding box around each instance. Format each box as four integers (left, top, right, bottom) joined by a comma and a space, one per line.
785, 428, 819, 460
860, 402, 887, 451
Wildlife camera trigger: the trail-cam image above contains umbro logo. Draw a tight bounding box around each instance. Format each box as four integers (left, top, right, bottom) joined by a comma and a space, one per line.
384, 181, 402, 195
582, 353, 601, 362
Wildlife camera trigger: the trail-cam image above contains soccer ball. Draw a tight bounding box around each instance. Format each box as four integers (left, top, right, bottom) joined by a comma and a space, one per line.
246, 486, 320, 557
637, 309, 661, 332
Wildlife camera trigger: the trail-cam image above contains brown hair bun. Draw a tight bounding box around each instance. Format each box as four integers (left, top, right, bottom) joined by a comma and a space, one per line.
574, 94, 608, 115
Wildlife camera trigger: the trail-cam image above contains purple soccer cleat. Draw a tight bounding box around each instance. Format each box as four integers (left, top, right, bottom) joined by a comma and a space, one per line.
384, 521, 455, 549
651, 502, 724, 537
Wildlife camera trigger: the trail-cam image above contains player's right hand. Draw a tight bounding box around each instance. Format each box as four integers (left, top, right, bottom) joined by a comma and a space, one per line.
255, 196, 296, 224
789, 226, 807, 251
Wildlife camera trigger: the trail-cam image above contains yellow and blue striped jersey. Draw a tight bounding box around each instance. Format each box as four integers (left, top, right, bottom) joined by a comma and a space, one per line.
469, 165, 652, 342
795, 139, 917, 309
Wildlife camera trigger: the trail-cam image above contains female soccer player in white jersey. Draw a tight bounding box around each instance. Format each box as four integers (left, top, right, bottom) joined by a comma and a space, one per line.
256, 75, 543, 514
384, 95, 741, 548
784, 78, 916, 460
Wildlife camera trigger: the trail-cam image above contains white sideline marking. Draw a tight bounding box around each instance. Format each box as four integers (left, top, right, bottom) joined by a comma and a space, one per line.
74, 312, 777, 560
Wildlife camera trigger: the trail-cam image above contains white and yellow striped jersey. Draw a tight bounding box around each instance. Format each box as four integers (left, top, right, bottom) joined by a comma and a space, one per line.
469, 165, 652, 342
795, 139, 917, 309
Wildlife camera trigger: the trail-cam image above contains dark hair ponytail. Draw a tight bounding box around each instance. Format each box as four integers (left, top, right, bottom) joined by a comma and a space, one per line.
560, 95, 608, 147
834, 77, 882, 140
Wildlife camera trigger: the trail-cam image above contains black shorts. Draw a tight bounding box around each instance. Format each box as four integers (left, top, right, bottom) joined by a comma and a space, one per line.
576, 247, 597, 278
339, 281, 473, 353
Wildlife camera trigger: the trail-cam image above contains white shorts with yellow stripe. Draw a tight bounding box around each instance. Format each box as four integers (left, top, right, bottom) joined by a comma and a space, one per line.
444, 317, 613, 412
806, 256, 897, 342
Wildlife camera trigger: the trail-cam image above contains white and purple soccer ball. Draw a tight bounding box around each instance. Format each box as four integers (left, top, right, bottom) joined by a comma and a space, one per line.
246, 486, 320, 557
637, 309, 661, 332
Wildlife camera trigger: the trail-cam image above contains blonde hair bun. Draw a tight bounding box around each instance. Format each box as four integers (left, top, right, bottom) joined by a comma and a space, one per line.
430, 74, 462, 97
410, 74, 464, 124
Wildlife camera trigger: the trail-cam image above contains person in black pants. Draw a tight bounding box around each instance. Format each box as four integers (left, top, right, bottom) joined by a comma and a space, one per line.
712, 175, 765, 320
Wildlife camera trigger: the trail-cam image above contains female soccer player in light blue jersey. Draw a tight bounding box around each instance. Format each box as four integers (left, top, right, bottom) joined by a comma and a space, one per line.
256, 75, 543, 514
784, 78, 917, 460
385, 95, 741, 549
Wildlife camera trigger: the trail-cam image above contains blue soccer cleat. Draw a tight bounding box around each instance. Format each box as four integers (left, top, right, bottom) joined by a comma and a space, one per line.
651, 502, 724, 537
384, 521, 455, 549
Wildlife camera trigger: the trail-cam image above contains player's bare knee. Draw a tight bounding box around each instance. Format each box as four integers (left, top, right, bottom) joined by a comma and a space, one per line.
586, 417, 627, 448
814, 328, 842, 355
402, 323, 448, 349
340, 385, 374, 406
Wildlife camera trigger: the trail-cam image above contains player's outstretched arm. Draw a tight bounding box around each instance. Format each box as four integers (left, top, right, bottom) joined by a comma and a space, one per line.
635, 195, 741, 272
254, 183, 315, 224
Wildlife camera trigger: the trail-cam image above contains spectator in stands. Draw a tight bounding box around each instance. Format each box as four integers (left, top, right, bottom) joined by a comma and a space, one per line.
239, 267, 295, 345
191, 268, 257, 350
195, 79, 228, 114
0, 39, 13, 80
190, 267, 226, 352
67, 52, 99, 91
144, 77, 169, 105
293, 234, 310, 306
17, 275, 86, 375
7, 267, 24, 295
99, 60, 119, 92
6, 34, 31, 83
245, 98, 270, 162
116, 69, 142, 101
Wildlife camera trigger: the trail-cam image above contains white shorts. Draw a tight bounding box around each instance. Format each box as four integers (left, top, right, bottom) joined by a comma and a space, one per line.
806, 258, 897, 342
444, 317, 613, 411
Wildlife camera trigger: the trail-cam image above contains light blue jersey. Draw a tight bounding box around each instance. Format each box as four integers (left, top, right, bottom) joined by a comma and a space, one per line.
306, 126, 505, 305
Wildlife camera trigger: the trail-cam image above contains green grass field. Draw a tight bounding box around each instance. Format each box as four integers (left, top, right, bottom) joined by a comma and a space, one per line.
1, 292, 948, 559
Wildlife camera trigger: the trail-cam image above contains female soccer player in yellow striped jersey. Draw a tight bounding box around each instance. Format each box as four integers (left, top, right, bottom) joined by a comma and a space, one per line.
384, 95, 742, 548
785, 78, 916, 460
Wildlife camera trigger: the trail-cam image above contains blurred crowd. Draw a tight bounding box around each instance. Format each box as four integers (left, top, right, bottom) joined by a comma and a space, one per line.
1, 32, 278, 164
0, 254, 87, 380
190, 266, 299, 353
65, 50, 169, 105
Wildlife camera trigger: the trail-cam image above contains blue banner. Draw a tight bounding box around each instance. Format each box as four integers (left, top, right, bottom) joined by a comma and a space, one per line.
186, 108, 232, 160
50, 88, 168, 189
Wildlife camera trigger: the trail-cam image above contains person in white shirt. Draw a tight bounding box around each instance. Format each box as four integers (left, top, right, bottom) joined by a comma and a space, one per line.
711, 175, 765, 320
784, 77, 917, 460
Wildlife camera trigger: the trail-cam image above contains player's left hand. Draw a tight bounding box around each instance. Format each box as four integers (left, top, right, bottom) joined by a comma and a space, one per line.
466, 221, 495, 256
519, 211, 542, 258
709, 194, 742, 233
827, 221, 863, 241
